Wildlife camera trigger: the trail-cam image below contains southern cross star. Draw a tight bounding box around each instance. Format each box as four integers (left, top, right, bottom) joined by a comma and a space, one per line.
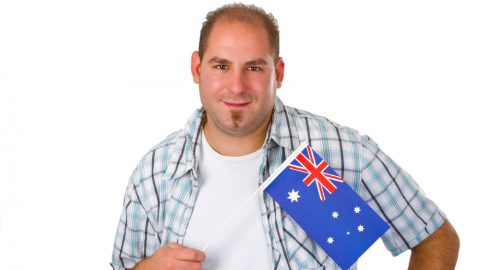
287, 189, 301, 203
327, 237, 334, 244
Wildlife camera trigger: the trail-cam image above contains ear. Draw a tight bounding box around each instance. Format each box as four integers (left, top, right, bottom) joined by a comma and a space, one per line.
275, 57, 285, 88
191, 51, 201, 84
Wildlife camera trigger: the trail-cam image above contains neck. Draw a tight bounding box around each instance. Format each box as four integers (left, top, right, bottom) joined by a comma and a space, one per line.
203, 119, 270, 157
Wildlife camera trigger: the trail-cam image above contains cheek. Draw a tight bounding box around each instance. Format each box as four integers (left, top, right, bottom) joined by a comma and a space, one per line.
199, 77, 223, 106
250, 77, 276, 97
201, 73, 226, 94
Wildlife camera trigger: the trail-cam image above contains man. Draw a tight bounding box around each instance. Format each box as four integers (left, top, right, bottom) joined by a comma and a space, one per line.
111, 3, 459, 270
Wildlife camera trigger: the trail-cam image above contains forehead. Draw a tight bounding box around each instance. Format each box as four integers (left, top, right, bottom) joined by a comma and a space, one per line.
203, 21, 273, 61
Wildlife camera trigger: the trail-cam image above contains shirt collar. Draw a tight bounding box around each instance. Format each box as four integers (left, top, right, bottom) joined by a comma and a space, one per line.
162, 108, 204, 182
267, 96, 300, 151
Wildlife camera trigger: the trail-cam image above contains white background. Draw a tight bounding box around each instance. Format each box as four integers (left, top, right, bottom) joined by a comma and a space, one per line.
1, 1, 479, 269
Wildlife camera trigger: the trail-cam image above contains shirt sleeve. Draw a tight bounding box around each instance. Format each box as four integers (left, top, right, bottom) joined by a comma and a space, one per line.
111, 166, 161, 269
360, 135, 446, 256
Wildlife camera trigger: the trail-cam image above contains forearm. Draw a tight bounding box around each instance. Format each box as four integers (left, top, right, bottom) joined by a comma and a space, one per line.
408, 219, 459, 270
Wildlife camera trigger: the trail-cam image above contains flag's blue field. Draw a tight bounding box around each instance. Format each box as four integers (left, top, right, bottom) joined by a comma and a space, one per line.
264, 144, 390, 270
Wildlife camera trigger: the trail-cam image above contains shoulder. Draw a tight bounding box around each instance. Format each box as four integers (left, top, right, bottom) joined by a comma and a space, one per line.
128, 129, 188, 187
283, 104, 365, 145
128, 108, 204, 187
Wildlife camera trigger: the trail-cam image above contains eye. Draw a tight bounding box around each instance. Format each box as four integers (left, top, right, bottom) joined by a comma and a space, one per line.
215, 64, 229, 70
247, 66, 261, 72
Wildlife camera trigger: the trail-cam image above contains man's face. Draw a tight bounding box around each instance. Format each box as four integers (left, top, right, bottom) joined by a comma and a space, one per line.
191, 21, 284, 138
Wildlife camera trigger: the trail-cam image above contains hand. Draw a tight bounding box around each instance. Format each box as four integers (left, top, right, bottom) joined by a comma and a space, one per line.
132, 243, 206, 270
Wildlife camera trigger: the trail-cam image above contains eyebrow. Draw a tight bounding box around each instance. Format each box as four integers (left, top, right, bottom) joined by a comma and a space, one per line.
245, 58, 268, 66
207, 57, 231, 64
206, 57, 268, 66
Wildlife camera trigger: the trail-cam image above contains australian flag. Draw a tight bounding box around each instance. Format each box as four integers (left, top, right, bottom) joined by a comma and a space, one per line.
263, 142, 390, 270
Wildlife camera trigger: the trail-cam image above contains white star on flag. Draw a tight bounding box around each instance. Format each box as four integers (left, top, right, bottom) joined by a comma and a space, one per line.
287, 189, 301, 202
354, 206, 361, 214
327, 237, 334, 244
332, 211, 339, 219
357, 225, 365, 232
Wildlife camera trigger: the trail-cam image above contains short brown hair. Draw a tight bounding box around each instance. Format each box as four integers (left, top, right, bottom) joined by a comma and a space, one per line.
198, 3, 280, 64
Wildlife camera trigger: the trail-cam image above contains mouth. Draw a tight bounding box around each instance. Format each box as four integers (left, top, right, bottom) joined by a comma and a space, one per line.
224, 101, 250, 108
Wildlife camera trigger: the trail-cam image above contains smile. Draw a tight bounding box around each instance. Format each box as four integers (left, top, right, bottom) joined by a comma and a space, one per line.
224, 101, 250, 108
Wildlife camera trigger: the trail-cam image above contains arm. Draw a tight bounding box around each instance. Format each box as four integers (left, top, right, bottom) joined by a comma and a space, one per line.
408, 219, 459, 270
130, 243, 206, 270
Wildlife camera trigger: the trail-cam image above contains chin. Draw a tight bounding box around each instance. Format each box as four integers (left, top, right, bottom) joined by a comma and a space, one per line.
217, 122, 249, 136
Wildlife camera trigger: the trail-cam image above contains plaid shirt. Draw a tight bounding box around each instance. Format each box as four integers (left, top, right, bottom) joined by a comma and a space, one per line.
111, 97, 446, 270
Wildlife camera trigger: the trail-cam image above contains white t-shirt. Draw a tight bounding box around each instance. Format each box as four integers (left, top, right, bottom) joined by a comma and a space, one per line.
183, 132, 272, 269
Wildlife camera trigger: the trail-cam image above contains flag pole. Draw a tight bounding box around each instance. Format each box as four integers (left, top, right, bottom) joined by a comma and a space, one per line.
201, 182, 263, 252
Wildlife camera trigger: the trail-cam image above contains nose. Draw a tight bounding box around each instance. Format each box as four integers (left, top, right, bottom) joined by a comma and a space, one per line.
229, 69, 247, 95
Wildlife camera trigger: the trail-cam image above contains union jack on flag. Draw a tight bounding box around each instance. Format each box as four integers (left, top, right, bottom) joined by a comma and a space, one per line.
287, 145, 344, 202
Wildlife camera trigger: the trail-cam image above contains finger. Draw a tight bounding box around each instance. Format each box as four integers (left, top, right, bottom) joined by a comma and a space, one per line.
164, 244, 206, 262
165, 260, 202, 270
173, 247, 206, 262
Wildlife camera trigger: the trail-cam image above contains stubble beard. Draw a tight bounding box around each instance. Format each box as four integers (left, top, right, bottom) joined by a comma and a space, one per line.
218, 110, 255, 137
230, 110, 242, 129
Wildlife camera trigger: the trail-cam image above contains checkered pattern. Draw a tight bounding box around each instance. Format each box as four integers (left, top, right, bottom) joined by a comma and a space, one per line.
111, 97, 446, 270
